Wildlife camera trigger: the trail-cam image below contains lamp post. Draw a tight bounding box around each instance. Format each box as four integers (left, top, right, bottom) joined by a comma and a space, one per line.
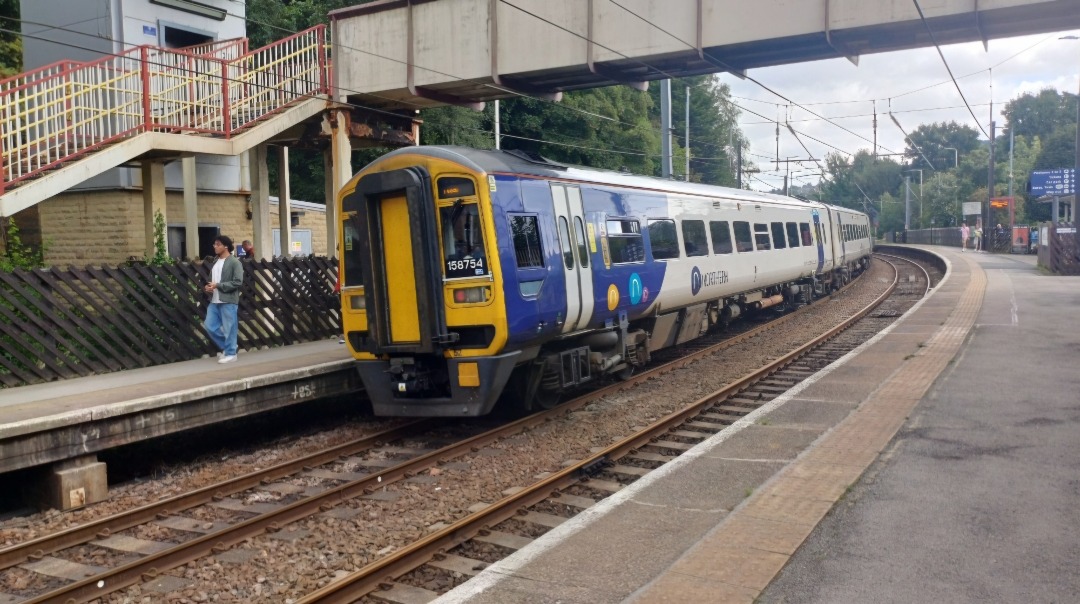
905, 169, 923, 227
943, 147, 958, 168
1063, 36, 1079, 223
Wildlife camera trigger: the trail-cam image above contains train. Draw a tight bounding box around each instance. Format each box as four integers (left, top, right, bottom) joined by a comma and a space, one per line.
337, 146, 873, 417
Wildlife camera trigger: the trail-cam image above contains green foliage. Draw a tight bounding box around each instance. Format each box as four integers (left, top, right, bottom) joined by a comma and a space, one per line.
0, 218, 46, 271
145, 211, 171, 266
0, 0, 19, 78
1003, 89, 1078, 143
902, 121, 981, 171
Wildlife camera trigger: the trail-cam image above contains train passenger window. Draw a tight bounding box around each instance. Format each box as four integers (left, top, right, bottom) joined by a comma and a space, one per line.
682, 220, 708, 257
733, 221, 753, 253
558, 216, 574, 269
786, 222, 800, 248
710, 221, 733, 254
771, 222, 787, 249
509, 214, 544, 268
754, 223, 771, 250
648, 219, 679, 260
800, 222, 812, 246
574, 217, 589, 268
606, 219, 644, 264
441, 202, 490, 279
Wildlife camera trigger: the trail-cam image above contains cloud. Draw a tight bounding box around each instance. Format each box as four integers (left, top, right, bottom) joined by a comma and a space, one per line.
720, 29, 1080, 190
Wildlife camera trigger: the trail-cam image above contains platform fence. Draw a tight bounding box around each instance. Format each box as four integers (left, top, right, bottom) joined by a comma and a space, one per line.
0, 256, 340, 388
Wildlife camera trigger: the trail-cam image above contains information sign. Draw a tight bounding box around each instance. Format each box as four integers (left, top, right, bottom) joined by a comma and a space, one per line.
962, 201, 981, 216
1028, 169, 1075, 196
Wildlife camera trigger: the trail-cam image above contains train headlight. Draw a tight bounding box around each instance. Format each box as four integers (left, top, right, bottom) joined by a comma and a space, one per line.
348, 295, 366, 310
453, 287, 488, 304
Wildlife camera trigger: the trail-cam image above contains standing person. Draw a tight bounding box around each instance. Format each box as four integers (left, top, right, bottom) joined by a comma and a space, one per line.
203, 235, 243, 364
960, 222, 970, 252
973, 226, 983, 252
241, 240, 255, 259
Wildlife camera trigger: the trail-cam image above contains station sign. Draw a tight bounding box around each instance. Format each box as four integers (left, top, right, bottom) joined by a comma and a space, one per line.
962, 201, 982, 216
1028, 168, 1075, 196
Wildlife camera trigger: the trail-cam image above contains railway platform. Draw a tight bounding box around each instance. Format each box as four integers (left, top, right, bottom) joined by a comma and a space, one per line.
0, 339, 356, 509
435, 246, 1080, 604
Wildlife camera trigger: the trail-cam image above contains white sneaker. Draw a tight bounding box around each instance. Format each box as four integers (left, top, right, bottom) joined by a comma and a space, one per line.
218, 355, 237, 364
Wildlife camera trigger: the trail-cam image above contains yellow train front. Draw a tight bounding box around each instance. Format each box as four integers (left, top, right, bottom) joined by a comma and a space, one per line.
338, 147, 516, 416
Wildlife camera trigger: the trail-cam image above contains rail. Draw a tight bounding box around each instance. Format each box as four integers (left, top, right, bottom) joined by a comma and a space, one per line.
0, 25, 330, 194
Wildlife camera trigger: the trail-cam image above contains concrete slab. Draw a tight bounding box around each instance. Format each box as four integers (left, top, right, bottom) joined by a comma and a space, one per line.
428, 554, 488, 577
22, 556, 107, 580
91, 534, 174, 555
141, 574, 195, 594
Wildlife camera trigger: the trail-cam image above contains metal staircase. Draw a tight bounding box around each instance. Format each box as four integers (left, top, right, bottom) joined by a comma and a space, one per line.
0, 26, 331, 217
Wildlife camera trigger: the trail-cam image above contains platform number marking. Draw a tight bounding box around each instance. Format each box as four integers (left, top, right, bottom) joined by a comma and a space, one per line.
292, 384, 317, 400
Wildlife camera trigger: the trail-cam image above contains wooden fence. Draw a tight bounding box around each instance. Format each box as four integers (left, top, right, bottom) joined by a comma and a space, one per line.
1037, 223, 1080, 276
0, 256, 340, 388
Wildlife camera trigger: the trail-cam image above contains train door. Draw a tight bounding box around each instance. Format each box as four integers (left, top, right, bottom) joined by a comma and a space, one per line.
811, 210, 825, 274
836, 212, 847, 266
551, 184, 594, 332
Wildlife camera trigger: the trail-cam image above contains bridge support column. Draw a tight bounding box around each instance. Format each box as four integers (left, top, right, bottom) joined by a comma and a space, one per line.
249, 144, 272, 260
141, 160, 166, 259
45, 455, 107, 510
326, 108, 351, 258
182, 157, 199, 260
277, 145, 292, 256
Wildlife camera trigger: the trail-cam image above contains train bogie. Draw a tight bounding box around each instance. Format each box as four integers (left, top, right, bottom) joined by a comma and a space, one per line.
338, 147, 873, 417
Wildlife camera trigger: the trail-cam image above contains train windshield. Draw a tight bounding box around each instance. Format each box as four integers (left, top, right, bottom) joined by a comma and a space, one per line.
441, 201, 490, 279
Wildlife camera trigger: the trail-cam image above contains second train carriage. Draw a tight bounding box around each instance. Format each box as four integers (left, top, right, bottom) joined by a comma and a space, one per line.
338, 146, 872, 417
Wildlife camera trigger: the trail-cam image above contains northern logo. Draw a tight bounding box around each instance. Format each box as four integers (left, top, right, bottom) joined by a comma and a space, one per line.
691, 266, 702, 295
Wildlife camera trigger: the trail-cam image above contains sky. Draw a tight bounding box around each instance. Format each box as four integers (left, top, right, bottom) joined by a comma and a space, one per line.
715, 28, 1080, 192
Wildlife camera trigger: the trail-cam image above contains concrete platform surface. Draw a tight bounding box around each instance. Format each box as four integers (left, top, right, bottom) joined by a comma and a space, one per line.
434, 248, 1079, 604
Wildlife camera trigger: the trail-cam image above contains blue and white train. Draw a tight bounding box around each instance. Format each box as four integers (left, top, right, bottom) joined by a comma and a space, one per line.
338, 146, 873, 417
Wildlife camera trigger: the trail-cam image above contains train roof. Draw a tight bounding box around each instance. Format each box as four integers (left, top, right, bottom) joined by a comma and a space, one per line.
369, 145, 843, 212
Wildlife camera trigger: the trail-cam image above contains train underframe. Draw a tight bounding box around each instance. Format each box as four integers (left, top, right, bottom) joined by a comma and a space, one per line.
359, 257, 870, 417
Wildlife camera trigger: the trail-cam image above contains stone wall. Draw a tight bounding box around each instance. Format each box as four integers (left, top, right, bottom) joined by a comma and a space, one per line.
28, 190, 328, 266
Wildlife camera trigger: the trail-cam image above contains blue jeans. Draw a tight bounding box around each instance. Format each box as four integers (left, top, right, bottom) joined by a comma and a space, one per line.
204, 302, 238, 356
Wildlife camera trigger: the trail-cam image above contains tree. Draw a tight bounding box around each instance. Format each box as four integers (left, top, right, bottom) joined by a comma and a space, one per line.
902, 121, 981, 171
1003, 89, 1079, 143
0, 0, 20, 78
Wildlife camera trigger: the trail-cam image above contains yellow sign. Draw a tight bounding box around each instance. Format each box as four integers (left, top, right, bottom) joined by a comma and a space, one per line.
586, 223, 597, 253
606, 284, 620, 311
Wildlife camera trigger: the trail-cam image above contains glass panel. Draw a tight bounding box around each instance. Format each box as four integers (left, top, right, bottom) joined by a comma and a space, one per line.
771, 222, 787, 249
342, 217, 365, 287
800, 222, 812, 246
754, 223, 771, 250
710, 221, 733, 254
682, 220, 708, 257
510, 214, 544, 268
786, 222, 800, 248
558, 216, 574, 269
574, 216, 589, 268
733, 221, 753, 252
440, 202, 490, 279
607, 219, 645, 264
648, 219, 679, 260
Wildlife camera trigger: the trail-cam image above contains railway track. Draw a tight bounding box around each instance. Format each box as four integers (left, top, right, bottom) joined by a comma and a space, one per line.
0, 254, 930, 603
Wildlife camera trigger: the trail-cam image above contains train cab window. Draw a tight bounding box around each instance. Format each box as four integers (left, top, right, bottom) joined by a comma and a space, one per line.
786, 222, 800, 248
770, 222, 787, 249
800, 222, 812, 246
733, 221, 753, 253
754, 223, 772, 250
606, 219, 644, 264
558, 216, 574, 269
682, 220, 708, 257
509, 214, 544, 268
441, 201, 490, 279
710, 221, 733, 254
648, 219, 679, 260
342, 217, 364, 287
574, 216, 589, 268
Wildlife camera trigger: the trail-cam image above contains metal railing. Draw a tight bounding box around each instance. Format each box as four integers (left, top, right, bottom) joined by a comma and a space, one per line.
0, 25, 330, 194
